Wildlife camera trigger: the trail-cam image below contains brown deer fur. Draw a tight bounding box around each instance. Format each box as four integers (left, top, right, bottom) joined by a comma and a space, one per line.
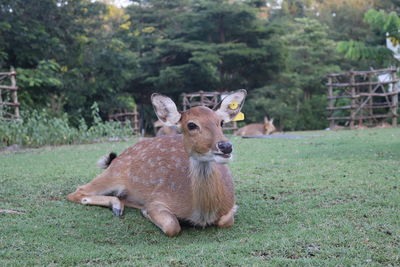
67, 90, 246, 237
234, 116, 276, 136
375, 122, 392, 128
156, 125, 180, 136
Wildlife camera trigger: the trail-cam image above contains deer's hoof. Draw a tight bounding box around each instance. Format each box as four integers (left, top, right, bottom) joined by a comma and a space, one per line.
112, 207, 123, 216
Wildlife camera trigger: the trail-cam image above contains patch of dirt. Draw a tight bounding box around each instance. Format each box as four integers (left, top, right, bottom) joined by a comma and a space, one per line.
0, 144, 22, 153
252, 251, 271, 260
286, 254, 301, 259
0, 209, 25, 214
320, 196, 358, 208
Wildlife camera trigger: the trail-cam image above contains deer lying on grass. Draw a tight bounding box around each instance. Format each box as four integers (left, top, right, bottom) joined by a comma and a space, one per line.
375, 122, 392, 128
234, 116, 276, 136
156, 125, 180, 136
154, 120, 180, 136
67, 90, 247, 237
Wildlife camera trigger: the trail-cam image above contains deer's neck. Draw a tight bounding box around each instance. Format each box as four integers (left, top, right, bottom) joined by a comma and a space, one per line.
189, 158, 225, 226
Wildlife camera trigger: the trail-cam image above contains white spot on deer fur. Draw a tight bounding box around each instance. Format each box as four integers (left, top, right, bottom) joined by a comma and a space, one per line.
159, 166, 168, 174
169, 182, 177, 191
132, 176, 164, 186
156, 178, 164, 185
140, 165, 147, 173
132, 176, 141, 183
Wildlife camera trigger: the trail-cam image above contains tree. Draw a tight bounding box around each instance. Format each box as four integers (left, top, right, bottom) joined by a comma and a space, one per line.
125, 0, 285, 99
0, 0, 139, 123
245, 18, 341, 130
337, 9, 400, 67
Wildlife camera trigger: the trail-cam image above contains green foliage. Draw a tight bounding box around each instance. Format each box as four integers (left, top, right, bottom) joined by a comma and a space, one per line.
280, 0, 313, 17
337, 41, 393, 63
0, 104, 133, 148
245, 18, 340, 130
364, 9, 400, 39
16, 60, 62, 88
125, 0, 286, 101
0, 0, 137, 122
337, 9, 400, 65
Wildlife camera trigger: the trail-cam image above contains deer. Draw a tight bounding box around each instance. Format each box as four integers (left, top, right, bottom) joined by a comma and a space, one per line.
153, 119, 180, 136
67, 89, 247, 237
328, 124, 345, 131
156, 125, 180, 136
375, 121, 392, 128
234, 116, 276, 136
354, 120, 368, 130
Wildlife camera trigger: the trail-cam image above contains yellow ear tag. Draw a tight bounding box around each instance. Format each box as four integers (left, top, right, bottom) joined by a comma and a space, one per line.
229, 101, 239, 110
232, 112, 244, 121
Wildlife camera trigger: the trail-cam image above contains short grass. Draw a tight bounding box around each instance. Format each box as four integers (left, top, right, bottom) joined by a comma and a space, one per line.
1, 128, 399, 266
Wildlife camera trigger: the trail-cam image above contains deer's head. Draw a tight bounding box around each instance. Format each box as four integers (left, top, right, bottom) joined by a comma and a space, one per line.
264, 116, 276, 135
152, 90, 246, 164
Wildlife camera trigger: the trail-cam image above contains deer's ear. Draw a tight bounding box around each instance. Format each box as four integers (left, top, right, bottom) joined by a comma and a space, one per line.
214, 89, 247, 123
151, 94, 181, 126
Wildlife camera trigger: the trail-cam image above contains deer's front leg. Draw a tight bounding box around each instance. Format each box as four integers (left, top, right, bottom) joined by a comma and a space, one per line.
142, 202, 181, 237
217, 205, 237, 227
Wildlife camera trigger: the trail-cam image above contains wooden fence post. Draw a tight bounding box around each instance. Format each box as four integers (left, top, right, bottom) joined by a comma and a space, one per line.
367, 73, 373, 125
0, 86, 2, 118
350, 72, 356, 129
326, 68, 399, 129
392, 69, 398, 127
327, 76, 334, 129
10, 67, 19, 119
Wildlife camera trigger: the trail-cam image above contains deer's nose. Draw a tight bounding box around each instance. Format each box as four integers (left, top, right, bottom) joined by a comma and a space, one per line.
217, 141, 232, 154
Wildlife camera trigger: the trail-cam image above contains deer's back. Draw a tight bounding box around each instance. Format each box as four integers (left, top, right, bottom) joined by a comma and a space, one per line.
236, 123, 265, 136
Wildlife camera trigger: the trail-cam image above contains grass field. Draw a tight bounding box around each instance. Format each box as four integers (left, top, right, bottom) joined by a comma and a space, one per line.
1, 128, 399, 266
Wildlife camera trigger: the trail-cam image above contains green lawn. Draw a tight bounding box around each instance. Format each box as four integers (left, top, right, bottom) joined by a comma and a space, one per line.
1, 128, 399, 266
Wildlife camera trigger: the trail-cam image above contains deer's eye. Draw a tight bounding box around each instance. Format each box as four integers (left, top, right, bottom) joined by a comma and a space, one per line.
220, 121, 224, 127
187, 122, 198, 131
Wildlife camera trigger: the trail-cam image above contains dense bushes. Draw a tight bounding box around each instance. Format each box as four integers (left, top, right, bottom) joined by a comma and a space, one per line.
0, 103, 133, 149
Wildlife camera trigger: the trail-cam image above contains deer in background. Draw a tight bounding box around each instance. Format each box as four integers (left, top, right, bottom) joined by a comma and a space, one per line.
234, 116, 276, 136
375, 122, 392, 128
156, 125, 180, 136
154, 119, 180, 136
67, 90, 247, 237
